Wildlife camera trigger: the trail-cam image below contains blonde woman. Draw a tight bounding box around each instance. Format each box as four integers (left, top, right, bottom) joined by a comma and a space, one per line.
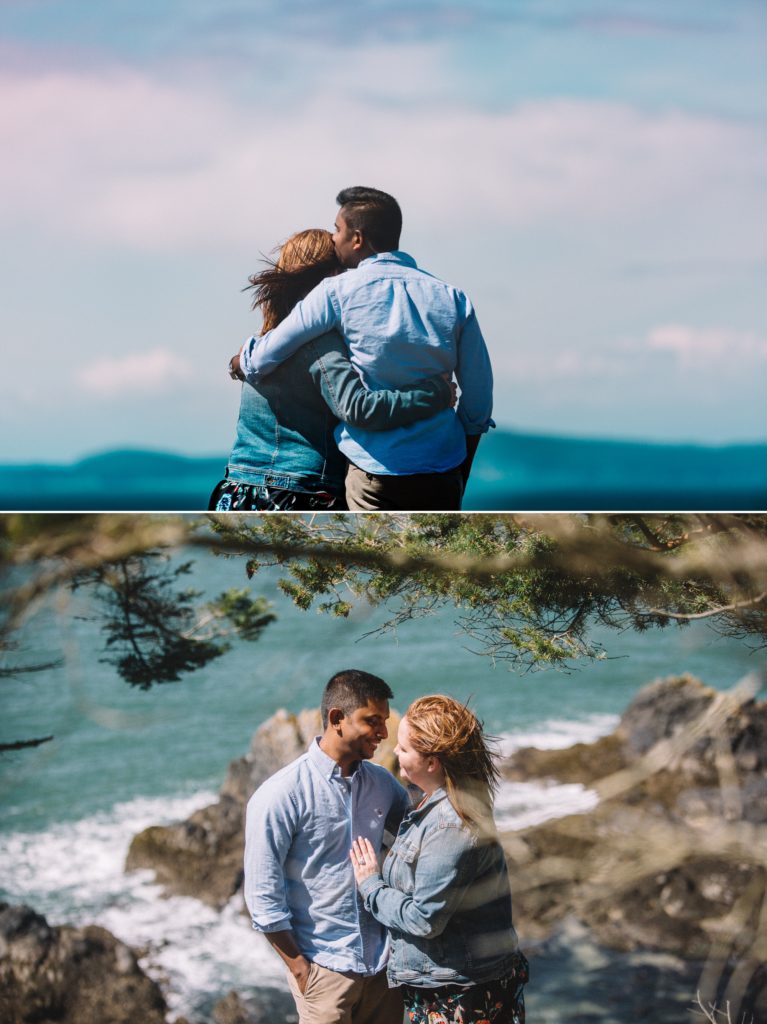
351, 695, 528, 1023
211, 229, 453, 511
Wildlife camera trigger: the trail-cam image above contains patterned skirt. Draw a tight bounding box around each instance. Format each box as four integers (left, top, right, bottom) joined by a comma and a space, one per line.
403, 953, 529, 1024
208, 479, 345, 512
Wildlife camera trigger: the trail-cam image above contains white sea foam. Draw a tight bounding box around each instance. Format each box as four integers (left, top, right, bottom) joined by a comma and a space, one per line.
492, 712, 612, 831
495, 779, 600, 831
0, 790, 285, 1021
100, 893, 286, 1018
0, 791, 218, 918
499, 712, 619, 756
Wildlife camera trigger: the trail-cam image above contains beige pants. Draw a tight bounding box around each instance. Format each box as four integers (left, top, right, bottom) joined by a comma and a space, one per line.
285, 962, 404, 1024
345, 463, 464, 512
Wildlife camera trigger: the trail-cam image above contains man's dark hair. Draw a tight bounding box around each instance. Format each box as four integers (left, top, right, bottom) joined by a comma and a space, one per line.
321, 669, 393, 728
336, 187, 402, 253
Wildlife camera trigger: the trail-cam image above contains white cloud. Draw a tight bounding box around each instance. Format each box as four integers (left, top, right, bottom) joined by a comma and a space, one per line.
645, 325, 767, 367
0, 63, 764, 250
75, 348, 194, 398
496, 324, 767, 382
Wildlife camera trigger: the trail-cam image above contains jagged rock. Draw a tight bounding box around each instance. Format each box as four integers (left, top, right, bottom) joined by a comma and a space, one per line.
125, 796, 245, 908
503, 732, 626, 786
126, 707, 401, 908
0, 902, 166, 1024
619, 673, 719, 756
504, 674, 767, 823
500, 675, 767, 975
220, 708, 323, 806
503, 804, 765, 959
212, 987, 297, 1024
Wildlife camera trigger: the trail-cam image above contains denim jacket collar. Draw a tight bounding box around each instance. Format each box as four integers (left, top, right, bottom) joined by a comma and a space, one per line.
407, 786, 448, 821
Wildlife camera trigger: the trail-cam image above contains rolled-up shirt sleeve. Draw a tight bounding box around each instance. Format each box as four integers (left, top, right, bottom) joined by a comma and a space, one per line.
454, 298, 494, 436
240, 278, 342, 383
243, 783, 297, 933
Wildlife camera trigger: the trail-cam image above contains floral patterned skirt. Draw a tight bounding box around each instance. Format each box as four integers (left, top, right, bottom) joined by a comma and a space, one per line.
403, 953, 529, 1024
208, 479, 345, 512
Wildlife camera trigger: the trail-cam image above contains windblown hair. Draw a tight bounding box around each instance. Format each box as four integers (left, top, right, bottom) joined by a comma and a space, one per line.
321, 669, 394, 729
336, 186, 402, 253
246, 228, 341, 333
405, 695, 500, 835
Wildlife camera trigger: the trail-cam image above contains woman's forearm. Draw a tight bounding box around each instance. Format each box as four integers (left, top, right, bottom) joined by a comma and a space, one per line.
312, 344, 453, 430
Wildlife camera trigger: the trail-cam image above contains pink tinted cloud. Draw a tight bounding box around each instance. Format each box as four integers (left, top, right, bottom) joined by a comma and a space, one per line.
1, 63, 765, 249
495, 325, 767, 382
75, 348, 193, 398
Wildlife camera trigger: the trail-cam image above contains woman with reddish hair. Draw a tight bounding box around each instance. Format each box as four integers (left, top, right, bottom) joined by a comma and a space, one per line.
210, 229, 453, 511
351, 695, 528, 1023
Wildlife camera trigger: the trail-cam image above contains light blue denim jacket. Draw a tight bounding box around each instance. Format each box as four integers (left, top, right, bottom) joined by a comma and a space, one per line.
244, 738, 411, 975
228, 330, 452, 493
240, 252, 494, 476
358, 788, 519, 987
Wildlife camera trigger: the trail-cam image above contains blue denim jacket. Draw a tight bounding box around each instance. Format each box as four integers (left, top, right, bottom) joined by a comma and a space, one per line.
240, 251, 494, 475
228, 330, 452, 493
358, 788, 519, 987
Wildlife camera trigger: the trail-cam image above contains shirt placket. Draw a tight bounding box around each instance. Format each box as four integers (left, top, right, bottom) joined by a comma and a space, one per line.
349, 771, 370, 972
331, 770, 366, 971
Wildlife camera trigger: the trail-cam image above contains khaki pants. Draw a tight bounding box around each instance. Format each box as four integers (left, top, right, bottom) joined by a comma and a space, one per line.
285, 962, 404, 1024
345, 463, 464, 512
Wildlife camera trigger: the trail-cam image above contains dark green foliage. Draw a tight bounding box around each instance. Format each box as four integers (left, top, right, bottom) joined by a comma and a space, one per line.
209, 513, 767, 671
0, 520, 277, 750
210, 588, 275, 642
72, 553, 275, 690
3, 511, 765, 709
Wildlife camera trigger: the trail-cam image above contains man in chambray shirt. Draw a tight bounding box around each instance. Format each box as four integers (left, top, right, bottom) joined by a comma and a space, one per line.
244, 669, 411, 1024
229, 186, 494, 511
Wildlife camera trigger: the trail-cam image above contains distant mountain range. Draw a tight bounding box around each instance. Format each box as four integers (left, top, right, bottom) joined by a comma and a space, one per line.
1, 430, 765, 510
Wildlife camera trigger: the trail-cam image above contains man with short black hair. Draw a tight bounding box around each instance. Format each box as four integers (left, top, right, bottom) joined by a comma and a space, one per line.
231, 186, 493, 511
332, 186, 402, 257
244, 669, 410, 1024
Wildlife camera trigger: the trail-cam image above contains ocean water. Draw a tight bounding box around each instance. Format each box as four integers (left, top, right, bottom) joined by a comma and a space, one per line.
1, 431, 765, 511
1, 549, 764, 1021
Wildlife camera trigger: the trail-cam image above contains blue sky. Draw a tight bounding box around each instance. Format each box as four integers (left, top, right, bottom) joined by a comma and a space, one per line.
1, 0, 765, 460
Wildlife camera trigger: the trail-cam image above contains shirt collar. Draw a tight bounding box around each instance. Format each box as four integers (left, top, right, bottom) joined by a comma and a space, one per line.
308, 736, 359, 781
357, 250, 417, 270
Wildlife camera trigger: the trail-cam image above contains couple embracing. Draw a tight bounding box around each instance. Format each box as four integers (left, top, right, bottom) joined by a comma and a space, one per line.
244, 669, 528, 1024
212, 187, 494, 512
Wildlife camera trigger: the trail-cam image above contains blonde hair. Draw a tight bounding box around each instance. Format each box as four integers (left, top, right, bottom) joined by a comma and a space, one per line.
246, 228, 341, 333
405, 695, 500, 835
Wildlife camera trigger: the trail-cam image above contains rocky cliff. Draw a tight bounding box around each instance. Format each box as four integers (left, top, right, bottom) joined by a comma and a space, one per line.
501, 672, 766, 1016
0, 903, 167, 1024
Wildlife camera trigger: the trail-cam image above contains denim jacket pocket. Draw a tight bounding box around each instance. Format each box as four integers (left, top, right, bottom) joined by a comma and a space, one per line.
387, 839, 419, 894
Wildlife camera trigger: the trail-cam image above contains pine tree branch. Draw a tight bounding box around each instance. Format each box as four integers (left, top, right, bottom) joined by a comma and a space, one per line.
646, 593, 767, 621
0, 735, 54, 752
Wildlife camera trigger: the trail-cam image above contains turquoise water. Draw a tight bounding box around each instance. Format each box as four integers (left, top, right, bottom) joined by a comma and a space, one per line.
1, 432, 765, 510
1, 547, 763, 1020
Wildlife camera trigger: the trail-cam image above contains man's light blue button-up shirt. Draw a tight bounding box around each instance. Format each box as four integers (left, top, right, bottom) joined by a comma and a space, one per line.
240, 252, 494, 475
244, 737, 411, 976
